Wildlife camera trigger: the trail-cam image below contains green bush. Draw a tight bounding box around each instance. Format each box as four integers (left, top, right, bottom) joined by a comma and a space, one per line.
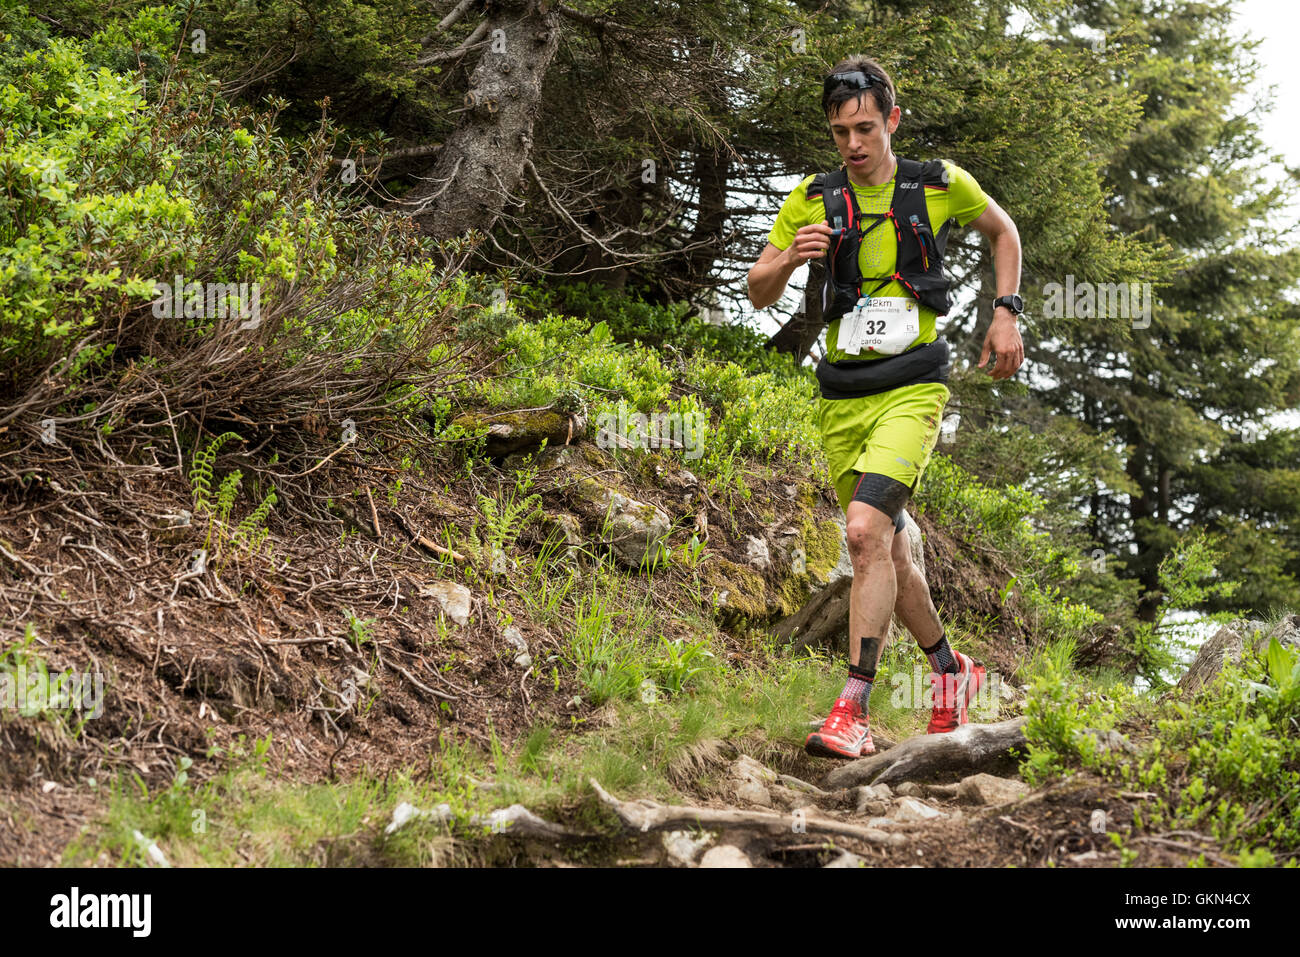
0, 8, 456, 409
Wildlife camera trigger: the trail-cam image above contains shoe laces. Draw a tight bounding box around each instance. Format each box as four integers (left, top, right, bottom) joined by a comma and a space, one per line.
822, 698, 860, 734
930, 671, 958, 712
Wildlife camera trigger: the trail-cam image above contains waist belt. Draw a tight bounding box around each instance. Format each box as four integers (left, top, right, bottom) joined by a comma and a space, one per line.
816, 336, 952, 399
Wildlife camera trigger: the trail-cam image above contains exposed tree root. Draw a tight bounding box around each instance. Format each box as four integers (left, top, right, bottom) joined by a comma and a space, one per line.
590, 779, 906, 847
825, 717, 1028, 789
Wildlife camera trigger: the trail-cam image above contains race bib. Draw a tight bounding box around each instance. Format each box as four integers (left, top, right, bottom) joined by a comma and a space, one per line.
840, 296, 919, 356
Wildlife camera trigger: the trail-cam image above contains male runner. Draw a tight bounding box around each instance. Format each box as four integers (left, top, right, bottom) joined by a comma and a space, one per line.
747, 55, 1024, 758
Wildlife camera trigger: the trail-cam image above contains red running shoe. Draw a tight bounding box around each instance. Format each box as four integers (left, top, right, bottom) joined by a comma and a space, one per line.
927, 651, 985, 734
805, 698, 875, 759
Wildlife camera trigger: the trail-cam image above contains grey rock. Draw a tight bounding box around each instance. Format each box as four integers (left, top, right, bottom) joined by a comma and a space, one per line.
570, 477, 671, 569
502, 444, 579, 473
744, 535, 771, 569
857, 798, 890, 817
824, 851, 868, 868
1080, 728, 1136, 754
1177, 615, 1300, 694
513, 652, 533, 669
418, 580, 472, 627
895, 782, 925, 798
728, 755, 778, 786
956, 773, 1031, 806
535, 512, 584, 555
769, 785, 814, 811
734, 779, 773, 808
892, 797, 945, 822
860, 783, 893, 802
662, 829, 713, 866
699, 845, 752, 868
777, 774, 828, 796
503, 626, 528, 653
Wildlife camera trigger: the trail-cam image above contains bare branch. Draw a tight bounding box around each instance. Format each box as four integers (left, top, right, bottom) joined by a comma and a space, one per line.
437, 0, 478, 32
416, 20, 489, 66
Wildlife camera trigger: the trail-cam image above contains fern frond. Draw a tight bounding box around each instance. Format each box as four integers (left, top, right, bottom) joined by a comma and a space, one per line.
232, 489, 278, 554
216, 471, 243, 523
188, 431, 244, 513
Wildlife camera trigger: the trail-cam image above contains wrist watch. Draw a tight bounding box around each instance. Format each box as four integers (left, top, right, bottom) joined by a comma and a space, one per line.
992, 294, 1024, 316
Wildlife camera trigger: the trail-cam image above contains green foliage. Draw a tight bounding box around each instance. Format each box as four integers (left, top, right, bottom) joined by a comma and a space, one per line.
457, 275, 826, 505
0, 31, 168, 383
186, 431, 276, 571
344, 608, 376, 650
1129, 528, 1243, 686
473, 462, 544, 573
0, 9, 457, 413
1017, 606, 1300, 858
1019, 637, 1115, 786
512, 279, 794, 376
566, 590, 645, 706
649, 636, 717, 697
918, 451, 1106, 644
188, 432, 244, 514
1146, 634, 1300, 854
0, 622, 87, 733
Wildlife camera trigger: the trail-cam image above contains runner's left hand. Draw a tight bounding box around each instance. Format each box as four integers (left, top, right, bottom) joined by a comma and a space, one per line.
978, 312, 1024, 380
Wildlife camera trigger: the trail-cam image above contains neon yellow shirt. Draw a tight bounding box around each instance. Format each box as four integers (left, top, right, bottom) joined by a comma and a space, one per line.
767, 159, 989, 362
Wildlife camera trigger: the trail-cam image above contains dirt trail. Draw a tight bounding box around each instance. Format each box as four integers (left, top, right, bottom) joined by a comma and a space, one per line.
585, 739, 1130, 868
372, 723, 1188, 868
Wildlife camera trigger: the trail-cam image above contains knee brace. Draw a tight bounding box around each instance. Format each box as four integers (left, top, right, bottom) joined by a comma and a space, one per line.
850, 471, 910, 534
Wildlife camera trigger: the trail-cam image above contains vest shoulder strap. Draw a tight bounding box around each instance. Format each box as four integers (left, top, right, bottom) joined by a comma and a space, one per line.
894, 158, 948, 192
805, 168, 849, 200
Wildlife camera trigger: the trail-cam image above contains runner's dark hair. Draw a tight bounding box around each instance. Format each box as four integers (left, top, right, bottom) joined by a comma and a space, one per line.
823, 55, 895, 122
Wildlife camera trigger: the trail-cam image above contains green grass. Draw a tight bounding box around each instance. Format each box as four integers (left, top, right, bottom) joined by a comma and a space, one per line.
62, 634, 900, 866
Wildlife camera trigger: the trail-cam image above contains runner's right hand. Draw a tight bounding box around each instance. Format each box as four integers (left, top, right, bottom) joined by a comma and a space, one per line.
784, 221, 834, 266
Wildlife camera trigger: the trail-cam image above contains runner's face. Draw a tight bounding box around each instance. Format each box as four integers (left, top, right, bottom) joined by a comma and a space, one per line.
828, 95, 900, 183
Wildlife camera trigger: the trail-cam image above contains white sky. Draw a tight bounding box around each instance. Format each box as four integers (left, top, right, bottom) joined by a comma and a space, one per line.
1234, 0, 1300, 200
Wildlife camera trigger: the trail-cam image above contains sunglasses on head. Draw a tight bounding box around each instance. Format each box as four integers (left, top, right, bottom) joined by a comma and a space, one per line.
823, 70, 881, 99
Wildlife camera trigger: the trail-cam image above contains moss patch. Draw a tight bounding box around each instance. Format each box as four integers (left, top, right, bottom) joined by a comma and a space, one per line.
772, 570, 812, 618
451, 410, 569, 456
701, 558, 770, 621
581, 444, 613, 469
801, 517, 845, 584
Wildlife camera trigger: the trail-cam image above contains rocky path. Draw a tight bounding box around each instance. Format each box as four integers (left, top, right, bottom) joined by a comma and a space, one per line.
590, 737, 1127, 868
383, 719, 1137, 867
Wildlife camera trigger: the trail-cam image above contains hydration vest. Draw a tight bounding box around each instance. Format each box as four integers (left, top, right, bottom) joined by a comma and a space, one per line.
807, 158, 954, 325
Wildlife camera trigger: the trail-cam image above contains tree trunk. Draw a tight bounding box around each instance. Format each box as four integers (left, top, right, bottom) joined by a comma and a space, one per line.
1125, 418, 1162, 624
1157, 460, 1171, 525
685, 140, 731, 287
1084, 393, 1103, 544
409, 0, 561, 242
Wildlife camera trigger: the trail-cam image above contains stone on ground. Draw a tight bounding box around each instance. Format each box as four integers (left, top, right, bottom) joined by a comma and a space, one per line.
699, 845, 752, 868
956, 773, 1031, 806
892, 797, 946, 822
